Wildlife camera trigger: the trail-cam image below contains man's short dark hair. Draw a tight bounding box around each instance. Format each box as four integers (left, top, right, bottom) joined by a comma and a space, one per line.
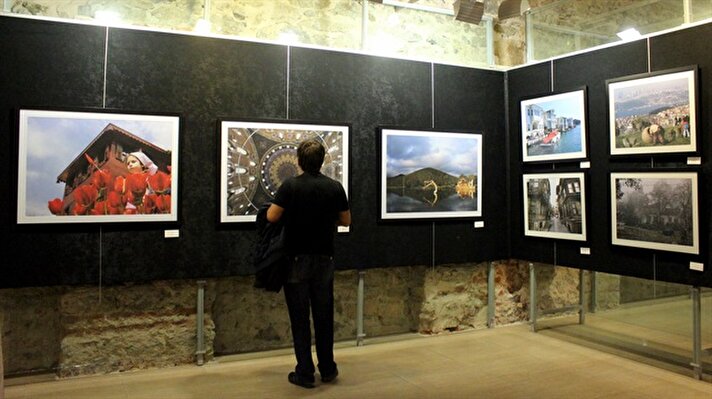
297, 139, 325, 174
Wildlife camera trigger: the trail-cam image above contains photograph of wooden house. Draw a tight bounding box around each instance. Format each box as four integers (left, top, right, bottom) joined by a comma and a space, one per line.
610, 172, 698, 254
523, 172, 586, 241
16, 109, 180, 224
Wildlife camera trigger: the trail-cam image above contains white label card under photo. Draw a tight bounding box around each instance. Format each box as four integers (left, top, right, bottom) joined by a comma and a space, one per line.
689, 262, 703, 272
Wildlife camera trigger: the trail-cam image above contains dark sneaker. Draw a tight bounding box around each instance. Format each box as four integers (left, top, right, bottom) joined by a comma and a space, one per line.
288, 372, 315, 389
321, 368, 339, 383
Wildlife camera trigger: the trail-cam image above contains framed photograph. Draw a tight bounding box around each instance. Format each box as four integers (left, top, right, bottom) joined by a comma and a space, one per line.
16, 108, 180, 224
523, 172, 586, 241
607, 66, 697, 156
611, 172, 698, 255
520, 88, 587, 163
380, 128, 482, 220
219, 119, 349, 223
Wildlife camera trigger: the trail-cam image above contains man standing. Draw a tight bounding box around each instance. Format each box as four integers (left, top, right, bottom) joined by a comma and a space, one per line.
267, 139, 351, 389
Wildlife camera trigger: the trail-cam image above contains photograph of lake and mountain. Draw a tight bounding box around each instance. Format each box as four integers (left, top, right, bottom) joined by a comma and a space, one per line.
608, 68, 696, 155
380, 129, 482, 220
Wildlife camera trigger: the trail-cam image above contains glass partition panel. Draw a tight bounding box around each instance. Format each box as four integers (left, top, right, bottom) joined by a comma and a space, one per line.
364, 5, 489, 67
702, 287, 712, 374
4, 0, 490, 68
528, 0, 686, 62
209, 1, 361, 51
6, 0, 202, 31
692, 0, 712, 22
588, 273, 694, 368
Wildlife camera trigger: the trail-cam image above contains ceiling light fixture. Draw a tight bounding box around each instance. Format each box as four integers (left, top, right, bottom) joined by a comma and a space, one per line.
194, 18, 211, 34
616, 27, 642, 41
277, 31, 299, 44
93, 10, 121, 25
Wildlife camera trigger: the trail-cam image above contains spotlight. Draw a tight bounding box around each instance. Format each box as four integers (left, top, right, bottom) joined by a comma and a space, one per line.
454, 0, 484, 25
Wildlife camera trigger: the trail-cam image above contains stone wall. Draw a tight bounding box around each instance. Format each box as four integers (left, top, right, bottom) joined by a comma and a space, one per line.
0, 260, 597, 378
7, 0, 507, 67
0, 286, 64, 374
1, 312, 4, 399
6, 1, 698, 68
57, 280, 213, 377
620, 276, 689, 304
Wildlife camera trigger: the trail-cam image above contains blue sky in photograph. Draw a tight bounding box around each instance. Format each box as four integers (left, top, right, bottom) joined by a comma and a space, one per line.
613, 77, 689, 117
386, 133, 480, 177
22, 114, 176, 216
614, 77, 688, 101
528, 96, 582, 118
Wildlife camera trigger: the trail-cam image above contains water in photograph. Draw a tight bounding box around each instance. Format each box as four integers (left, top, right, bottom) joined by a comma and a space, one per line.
528, 125, 582, 156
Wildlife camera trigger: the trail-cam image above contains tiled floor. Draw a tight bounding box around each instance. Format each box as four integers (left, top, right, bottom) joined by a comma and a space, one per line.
3, 323, 711, 399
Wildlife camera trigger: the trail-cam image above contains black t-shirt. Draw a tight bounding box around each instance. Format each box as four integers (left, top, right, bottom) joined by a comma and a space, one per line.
272, 172, 349, 256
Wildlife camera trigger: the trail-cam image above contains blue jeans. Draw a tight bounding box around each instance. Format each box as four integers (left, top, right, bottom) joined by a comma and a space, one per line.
283, 254, 337, 378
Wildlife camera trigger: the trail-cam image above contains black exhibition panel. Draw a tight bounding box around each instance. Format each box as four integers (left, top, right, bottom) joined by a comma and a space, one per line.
0, 16, 106, 288
648, 22, 712, 287
289, 47, 436, 269
2, 13, 710, 289
551, 40, 649, 275
99, 27, 288, 284
1, 14, 507, 287
506, 61, 554, 263
508, 23, 712, 288
433, 64, 508, 263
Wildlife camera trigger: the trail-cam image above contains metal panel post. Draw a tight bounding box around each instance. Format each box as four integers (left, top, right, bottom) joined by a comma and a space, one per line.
356, 271, 366, 346
590, 271, 598, 313
525, 11, 533, 63
196, 280, 207, 366
578, 269, 585, 324
485, 17, 494, 66
691, 286, 701, 380
487, 262, 495, 328
1, 312, 4, 399
529, 263, 537, 332
361, 0, 368, 50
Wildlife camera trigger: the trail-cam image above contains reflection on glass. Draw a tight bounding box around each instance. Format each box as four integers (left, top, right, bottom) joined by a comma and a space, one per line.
702, 287, 712, 374
528, 0, 686, 61
589, 273, 698, 369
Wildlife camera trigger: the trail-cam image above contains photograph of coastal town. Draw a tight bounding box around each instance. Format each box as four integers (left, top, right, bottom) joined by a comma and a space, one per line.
520, 89, 587, 162
608, 68, 697, 155
380, 129, 482, 220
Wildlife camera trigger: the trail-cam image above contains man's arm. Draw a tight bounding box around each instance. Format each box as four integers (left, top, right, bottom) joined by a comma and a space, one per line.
266, 203, 284, 223
337, 210, 351, 227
